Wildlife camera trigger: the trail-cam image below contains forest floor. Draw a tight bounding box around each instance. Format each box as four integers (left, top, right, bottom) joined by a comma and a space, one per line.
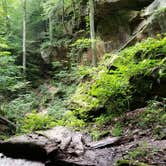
0, 107, 165, 166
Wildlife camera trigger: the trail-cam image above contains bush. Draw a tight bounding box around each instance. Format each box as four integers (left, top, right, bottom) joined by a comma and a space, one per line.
112, 123, 122, 137
20, 111, 57, 133
56, 111, 85, 130
138, 99, 166, 129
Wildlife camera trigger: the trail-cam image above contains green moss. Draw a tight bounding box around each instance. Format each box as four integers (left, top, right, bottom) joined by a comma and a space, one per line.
90, 129, 110, 141
116, 160, 149, 166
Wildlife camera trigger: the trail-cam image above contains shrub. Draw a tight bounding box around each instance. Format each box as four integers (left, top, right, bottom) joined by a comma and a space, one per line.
20, 111, 57, 133
56, 111, 85, 130
112, 123, 122, 137
138, 99, 166, 128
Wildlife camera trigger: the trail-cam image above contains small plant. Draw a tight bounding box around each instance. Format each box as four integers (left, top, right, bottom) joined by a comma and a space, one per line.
127, 141, 148, 160
0, 53, 24, 93
128, 147, 147, 159
111, 123, 122, 137
90, 129, 110, 141
20, 111, 57, 133
70, 38, 91, 49
95, 114, 113, 126
138, 99, 166, 129
58, 111, 85, 130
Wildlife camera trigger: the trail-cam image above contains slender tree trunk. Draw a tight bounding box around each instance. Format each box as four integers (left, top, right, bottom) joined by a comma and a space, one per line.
62, 0, 68, 34
49, 14, 53, 42
89, 0, 97, 67
71, 0, 76, 30
78, 1, 81, 29
2, 0, 10, 33
22, 0, 26, 73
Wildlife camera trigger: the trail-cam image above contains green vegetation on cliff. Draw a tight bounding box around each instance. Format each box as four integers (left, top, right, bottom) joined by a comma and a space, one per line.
69, 37, 166, 123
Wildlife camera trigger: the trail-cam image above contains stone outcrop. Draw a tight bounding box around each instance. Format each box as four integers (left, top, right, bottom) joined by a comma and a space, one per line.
96, 0, 154, 10
0, 127, 120, 166
96, 0, 166, 52
0, 126, 165, 166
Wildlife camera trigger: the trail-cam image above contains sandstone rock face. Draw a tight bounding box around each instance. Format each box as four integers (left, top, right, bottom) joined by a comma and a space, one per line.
96, 0, 166, 52
144, 0, 166, 15
96, 0, 154, 10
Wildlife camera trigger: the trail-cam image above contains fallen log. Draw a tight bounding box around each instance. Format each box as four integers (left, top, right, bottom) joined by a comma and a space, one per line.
0, 115, 16, 131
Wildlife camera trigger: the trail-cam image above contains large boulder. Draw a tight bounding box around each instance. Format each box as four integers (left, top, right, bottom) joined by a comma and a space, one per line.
0, 126, 121, 166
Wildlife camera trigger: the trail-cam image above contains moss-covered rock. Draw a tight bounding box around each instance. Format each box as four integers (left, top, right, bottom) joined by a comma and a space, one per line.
69, 37, 166, 121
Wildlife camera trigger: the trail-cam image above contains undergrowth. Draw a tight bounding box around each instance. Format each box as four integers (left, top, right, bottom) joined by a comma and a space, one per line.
69, 36, 166, 122
1, 36, 166, 136
18, 36, 166, 134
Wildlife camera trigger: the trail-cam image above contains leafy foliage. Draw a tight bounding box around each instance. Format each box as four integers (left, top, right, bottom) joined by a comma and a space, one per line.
69, 37, 166, 121
20, 111, 56, 133
0, 38, 25, 94
0, 93, 38, 123
111, 123, 122, 137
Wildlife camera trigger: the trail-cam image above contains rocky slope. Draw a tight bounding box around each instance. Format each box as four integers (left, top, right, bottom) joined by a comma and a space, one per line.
0, 123, 165, 166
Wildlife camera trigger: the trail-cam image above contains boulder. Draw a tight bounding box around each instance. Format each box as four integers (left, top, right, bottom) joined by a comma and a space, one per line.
0, 126, 120, 166
0, 153, 44, 166
0, 126, 166, 166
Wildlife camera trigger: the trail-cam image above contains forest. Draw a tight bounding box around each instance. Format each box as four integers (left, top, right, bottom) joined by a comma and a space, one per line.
0, 0, 165, 165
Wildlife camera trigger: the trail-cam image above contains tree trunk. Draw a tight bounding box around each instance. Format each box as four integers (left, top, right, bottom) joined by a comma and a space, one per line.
2, 0, 10, 34
89, 0, 97, 67
0, 116, 16, 130
22, 0, 26, 73
62, 0, 68, 34
71, 0, 76, 30
49, 14, 53, 42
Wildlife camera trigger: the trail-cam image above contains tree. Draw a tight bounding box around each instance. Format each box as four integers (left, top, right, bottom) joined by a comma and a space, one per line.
49, 13, 53, 42
22, 0, 26, 73
62, 0, 69, 34
89, 0, 97, 67
1, 0, 10, 34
